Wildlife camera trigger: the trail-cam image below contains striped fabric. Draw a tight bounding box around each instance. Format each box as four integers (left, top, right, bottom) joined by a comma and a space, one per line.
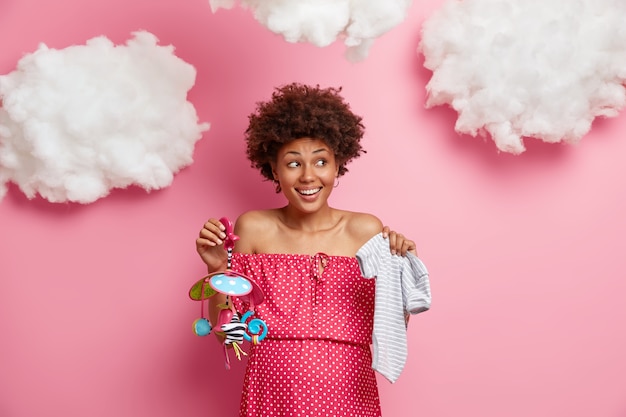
356, 233, 431, 383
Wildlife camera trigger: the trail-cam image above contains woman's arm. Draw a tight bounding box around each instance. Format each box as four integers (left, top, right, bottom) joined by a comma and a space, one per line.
195, 218, 229, 333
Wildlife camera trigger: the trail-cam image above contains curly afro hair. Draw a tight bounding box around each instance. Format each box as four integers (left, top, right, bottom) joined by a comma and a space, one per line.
245, 83, 366, 185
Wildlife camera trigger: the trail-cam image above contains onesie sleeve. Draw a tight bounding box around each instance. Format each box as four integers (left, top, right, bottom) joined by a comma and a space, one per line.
402, 253, 431, 315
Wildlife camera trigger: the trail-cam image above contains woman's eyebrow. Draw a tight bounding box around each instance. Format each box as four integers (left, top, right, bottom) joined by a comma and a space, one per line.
283, 148, 330, 157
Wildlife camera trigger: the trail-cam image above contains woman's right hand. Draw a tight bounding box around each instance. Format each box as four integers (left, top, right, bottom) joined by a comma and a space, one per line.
196, 218, 229, 272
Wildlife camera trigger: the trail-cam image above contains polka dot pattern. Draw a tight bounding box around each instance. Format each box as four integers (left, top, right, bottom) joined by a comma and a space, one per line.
210, 274, 252, 296
231, 253, 380, 417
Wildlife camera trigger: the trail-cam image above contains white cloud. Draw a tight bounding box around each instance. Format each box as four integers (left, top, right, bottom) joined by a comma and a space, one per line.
0, 31, 209, 204
419, 0, 626, 154
209, 0, 413, 61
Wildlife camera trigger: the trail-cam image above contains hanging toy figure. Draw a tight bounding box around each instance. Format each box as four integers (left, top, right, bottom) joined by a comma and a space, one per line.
188, 217, 268, 369
241, 311, 268, 345
220, 311, 248, 362
192, 317, 212, 337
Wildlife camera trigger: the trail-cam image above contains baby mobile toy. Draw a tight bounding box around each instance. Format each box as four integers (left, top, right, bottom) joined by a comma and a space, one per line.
189, 217, 268, 369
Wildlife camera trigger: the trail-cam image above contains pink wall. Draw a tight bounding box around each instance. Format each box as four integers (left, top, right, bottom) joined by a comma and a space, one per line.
1, 1, 626, 417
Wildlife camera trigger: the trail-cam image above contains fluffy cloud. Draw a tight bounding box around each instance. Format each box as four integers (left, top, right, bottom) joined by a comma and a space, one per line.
0, 31, 209, 204
419, 0, 626, 154
209, 0, 413, 61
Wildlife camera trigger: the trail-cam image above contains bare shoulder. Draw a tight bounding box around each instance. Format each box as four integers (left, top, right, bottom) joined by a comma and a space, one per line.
233, 209, 277, 253
343, 211, 383, 246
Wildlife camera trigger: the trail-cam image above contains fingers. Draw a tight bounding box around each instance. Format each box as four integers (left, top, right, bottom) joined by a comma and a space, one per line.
196, 219, 231, 271
383, 226, 418, 257
198, 218, 227, 247
398, 238, 417, 257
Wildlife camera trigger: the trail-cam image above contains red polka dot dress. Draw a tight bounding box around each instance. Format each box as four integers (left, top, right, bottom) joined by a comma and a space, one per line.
231, 253, 381, 417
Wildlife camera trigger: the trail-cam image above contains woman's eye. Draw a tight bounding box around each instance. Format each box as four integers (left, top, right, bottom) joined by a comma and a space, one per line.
315, 159, 327, 167
287, 161, 300, 168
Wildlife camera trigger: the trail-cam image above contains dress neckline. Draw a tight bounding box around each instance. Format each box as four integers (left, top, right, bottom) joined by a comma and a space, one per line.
233, 252, 357, 260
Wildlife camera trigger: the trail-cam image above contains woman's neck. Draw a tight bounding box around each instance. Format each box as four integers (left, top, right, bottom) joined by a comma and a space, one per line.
277, 205, 343, 233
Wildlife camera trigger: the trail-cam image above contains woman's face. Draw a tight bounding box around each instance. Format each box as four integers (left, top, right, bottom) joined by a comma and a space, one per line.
271, 137, 339, 214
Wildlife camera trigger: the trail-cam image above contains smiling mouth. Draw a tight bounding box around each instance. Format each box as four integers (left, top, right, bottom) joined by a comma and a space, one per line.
297, 187, 322, 196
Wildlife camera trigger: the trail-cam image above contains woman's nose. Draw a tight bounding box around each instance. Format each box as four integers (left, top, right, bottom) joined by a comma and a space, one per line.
300, 164, 315, 181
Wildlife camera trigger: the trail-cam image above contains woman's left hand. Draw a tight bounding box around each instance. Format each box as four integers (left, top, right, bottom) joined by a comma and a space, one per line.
382, 226, 418, 257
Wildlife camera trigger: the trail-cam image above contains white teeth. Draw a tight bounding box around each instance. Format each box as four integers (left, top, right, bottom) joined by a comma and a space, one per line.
299, 188, 320, 195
